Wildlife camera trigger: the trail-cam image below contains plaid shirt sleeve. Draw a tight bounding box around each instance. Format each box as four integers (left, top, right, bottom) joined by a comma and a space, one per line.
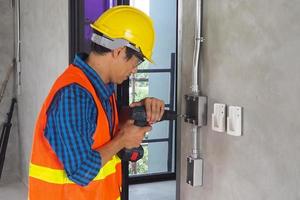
45, 83, 101, 186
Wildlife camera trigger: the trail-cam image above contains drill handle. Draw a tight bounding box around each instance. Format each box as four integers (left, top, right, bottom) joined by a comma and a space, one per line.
117, 146, 144, 162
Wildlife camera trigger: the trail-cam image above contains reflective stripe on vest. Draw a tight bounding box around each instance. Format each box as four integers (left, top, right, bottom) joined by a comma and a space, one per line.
29, 155, 121, 184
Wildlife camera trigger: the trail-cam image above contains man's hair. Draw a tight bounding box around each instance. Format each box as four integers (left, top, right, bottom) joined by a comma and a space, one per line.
91, 30, 143, 61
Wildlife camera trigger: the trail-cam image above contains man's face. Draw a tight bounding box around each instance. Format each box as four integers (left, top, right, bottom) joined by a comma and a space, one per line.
111, 47, 143, 84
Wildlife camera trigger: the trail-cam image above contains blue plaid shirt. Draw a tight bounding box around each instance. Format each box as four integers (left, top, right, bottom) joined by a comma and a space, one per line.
45, 53, 115, 186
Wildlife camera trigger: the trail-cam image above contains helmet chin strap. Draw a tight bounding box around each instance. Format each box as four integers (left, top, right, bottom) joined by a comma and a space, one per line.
91, 33, 142, 55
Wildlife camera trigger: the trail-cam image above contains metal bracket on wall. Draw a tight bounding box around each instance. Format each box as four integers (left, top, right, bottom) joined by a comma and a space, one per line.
184, 94, 207, 127
200, 37, 205, 43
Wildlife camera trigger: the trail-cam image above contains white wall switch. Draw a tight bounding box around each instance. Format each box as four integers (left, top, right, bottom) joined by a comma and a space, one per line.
212, 103, 226, 132
227, 106, 242, 136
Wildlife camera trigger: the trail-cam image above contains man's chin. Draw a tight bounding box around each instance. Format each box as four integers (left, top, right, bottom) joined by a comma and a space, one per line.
117, 78, 126, 84
122, 77, 129, 82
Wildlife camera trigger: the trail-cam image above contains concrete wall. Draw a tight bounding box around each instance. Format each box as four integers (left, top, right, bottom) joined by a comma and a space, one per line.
18, 0, 68, 184
0, 0, 19, 183
179, 0, 300, 199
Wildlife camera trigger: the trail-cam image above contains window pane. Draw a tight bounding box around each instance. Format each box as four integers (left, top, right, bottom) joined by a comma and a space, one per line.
148, 141, 170, 173
148, 121, 169, 139
130, 0, 176, 69
129, 0, 177, 177
129, 73, 171, 104
129, 73, 149, 103
148, 73, 170, 104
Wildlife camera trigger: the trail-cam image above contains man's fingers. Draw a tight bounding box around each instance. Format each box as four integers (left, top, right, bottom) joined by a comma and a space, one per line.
152, 102, 160, 122
145, 99, 152, 121
159, 102, 165, 120
153, 100, 164, 122
134, 97, 165, 123
129, 101, 142, 107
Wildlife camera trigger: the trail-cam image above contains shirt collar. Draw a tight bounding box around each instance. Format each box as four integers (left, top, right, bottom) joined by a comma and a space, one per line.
73, 53, 115, 100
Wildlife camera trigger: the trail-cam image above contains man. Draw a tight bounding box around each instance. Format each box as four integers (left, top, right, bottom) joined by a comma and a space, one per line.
28, 6, 164, 200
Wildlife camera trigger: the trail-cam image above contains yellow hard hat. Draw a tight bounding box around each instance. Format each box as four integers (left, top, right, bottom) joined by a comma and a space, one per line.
90, 5, 155, 63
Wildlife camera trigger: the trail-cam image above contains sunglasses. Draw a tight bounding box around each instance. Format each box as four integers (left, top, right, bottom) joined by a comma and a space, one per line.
134, 53, 145, 66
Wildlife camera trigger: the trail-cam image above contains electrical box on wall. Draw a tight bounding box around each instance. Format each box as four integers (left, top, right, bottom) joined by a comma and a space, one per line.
186, 156, 203, 186
184, 94, 207, 127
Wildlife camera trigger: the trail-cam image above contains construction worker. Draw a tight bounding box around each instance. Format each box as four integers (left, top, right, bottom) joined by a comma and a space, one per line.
28, 6, 164, 200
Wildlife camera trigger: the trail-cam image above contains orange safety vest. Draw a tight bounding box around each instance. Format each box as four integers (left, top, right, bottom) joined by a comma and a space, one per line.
28, 65, 122, 200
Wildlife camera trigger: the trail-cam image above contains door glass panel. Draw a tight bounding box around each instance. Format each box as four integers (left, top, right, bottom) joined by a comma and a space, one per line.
148, 121, 169, 139
130, 73, 170, 104
130, 0, 177, 69
129, 73, 149, 103
129, 0, 177, 176
149, 73, 171, 103
148, 141, 169, 173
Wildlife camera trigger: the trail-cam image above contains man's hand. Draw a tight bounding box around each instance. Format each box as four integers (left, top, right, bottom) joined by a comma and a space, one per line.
130, 97, 165, 124
97, 120, 151, 165
117, 120, 152, 149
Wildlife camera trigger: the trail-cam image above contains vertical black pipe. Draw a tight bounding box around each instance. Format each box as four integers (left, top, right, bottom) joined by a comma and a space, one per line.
0, 98, 17, 179
117, 79, 129, 200
167, 53, 176, 172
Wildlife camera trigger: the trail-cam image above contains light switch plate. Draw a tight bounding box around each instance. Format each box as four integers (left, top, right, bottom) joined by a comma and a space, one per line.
227, 106, 242, 136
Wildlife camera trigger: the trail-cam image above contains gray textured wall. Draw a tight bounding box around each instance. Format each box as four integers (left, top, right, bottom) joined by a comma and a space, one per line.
179, 0, 300, 199
0, 0, 19, 183
18, 0, 68, 184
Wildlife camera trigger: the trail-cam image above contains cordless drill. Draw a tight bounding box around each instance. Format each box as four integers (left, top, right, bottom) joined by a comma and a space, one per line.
117, 106, 178, 162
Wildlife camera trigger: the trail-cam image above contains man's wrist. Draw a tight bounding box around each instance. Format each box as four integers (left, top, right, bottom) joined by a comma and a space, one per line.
97, 131, 124, 165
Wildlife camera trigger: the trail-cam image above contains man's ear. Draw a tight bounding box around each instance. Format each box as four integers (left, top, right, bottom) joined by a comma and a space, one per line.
112, 46, 125, 59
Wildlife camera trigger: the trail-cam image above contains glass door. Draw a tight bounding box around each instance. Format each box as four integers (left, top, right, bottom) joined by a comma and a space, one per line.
128, 0, 177, 182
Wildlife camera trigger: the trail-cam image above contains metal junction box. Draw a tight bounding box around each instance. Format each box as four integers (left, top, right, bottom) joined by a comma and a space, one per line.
186, 156, 203, 187
184, 94, 207, 127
